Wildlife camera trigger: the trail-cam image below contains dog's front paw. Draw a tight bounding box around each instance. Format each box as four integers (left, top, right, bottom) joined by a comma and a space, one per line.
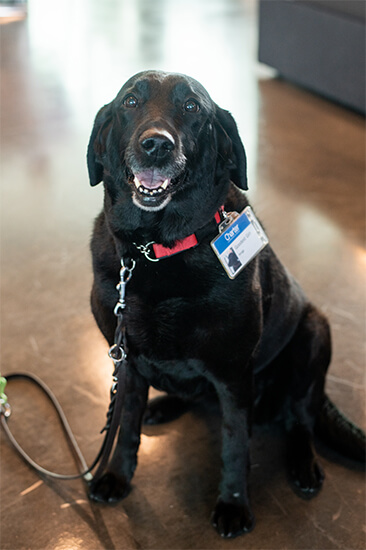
211, 499, 255, 538
88, 472, 130, 504
288, 457, 325, 498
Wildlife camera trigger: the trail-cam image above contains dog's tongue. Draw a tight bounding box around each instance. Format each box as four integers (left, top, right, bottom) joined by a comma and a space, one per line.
135, 170, 168, 189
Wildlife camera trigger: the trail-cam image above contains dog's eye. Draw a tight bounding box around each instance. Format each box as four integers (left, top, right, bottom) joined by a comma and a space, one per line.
123, 95, 138, 108
184, 99, 200, 113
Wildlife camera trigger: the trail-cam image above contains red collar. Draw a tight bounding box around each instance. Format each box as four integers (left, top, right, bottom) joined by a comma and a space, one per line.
135, 208, 224, 261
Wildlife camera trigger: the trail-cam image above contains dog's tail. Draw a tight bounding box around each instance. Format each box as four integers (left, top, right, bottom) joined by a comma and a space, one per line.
315, 394, 365, 462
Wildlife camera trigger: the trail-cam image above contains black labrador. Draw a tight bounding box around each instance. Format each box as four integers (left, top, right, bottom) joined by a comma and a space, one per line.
87, 70, 365, 538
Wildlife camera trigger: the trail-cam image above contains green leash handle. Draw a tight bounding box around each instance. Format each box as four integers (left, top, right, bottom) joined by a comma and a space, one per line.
0, 376, 8, 406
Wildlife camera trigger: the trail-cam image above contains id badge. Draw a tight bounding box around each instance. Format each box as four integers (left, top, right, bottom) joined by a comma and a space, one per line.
211, 207, 268, 279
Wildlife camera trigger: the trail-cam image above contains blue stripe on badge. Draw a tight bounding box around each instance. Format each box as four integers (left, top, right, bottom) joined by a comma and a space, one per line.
213, 212, 251, 255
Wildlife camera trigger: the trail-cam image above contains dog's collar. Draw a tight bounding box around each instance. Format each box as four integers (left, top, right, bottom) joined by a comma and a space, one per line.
134, 207, 224, 262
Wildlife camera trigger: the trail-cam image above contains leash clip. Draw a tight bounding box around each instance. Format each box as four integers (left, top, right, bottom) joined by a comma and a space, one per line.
108, 257, 135, 364
114, 259, 136, 313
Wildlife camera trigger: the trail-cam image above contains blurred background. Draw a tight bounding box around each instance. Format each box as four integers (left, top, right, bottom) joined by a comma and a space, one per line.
1, 1, 365, 549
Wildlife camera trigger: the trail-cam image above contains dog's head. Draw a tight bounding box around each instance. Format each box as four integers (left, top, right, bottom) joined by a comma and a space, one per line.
87, 70, 247, 214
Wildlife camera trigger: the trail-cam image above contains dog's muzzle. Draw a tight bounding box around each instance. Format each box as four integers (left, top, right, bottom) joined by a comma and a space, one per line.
127, 128, 186, 211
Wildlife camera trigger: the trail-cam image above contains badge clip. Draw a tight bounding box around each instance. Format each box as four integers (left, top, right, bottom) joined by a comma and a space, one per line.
217, 211, 239, 234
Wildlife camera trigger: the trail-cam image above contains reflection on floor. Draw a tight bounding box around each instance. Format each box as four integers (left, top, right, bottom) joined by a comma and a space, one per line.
1, 1, 365, 549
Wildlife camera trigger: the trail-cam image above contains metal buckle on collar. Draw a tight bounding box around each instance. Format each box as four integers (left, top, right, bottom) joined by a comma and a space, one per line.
133, 241, 159, 262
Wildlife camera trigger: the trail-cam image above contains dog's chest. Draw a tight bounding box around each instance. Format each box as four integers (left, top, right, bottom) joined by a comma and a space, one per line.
126, 289, 211, 359
133, 353, 211, 397
119, 254, 257, 394
124, 269, 223, 395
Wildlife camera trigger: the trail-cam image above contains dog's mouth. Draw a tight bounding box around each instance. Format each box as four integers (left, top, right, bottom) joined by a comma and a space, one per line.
128, 169, 175, 210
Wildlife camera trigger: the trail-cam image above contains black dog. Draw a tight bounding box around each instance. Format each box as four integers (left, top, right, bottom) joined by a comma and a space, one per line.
87, 70, 365, 538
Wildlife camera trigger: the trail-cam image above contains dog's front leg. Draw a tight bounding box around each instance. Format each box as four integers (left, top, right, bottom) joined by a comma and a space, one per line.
89, 366, 149, 503
211, 377, 255, 538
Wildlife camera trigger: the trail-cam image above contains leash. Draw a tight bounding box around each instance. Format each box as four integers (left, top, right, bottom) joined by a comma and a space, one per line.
1, 208, 228, 483
0, 258, 135, 485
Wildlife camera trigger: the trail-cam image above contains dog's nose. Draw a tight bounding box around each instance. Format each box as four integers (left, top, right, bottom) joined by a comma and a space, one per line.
140, 133, 175, 159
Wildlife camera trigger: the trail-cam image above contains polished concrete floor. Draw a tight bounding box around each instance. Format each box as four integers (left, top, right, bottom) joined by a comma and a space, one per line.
1, 1, 365, 549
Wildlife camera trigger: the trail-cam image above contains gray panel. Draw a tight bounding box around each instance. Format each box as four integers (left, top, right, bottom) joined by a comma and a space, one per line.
305, 0, 366, 22
258, 0, 366, 113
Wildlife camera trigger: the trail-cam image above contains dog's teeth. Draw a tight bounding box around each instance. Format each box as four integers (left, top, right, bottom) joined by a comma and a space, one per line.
133, 177, 170, 199
133, 176, 142, 189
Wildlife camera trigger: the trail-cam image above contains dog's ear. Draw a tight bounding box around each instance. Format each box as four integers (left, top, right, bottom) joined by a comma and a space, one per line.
214, 105, 248, 190
87, 104, 113, 186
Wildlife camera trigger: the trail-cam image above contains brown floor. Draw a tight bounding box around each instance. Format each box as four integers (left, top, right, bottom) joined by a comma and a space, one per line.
1, 1, 365, 549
